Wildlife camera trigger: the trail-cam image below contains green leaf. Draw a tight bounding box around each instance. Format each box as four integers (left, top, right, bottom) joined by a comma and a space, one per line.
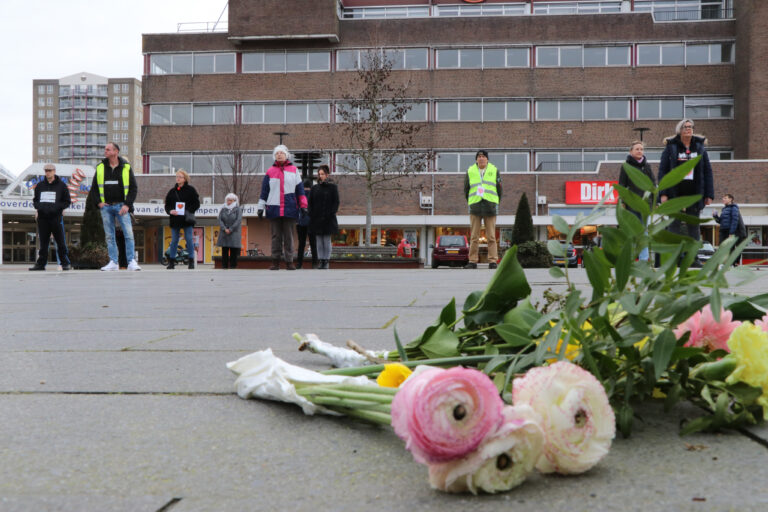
652, 330, 677, 381
393, 325, 407, 362
664, 383, 683, 412
616, 403, 634, 438
655, 195, 702, 216
464, 246, 531, 314
549, 266, 565, 279
582, 249, 609, 300
710, 287, 721, 322
493, 324, 534, 347
725, 382, 763, 403
552, 215, 570, 238
615, 239, 634, 291
439, 297, 457, 327
667, 211, 709, 225
599, 226, 628, 263
547, 239, 565, 257
615, 202, 645, 237
613, 184, 651, 220
680, 416, 714, 436
419, 323, 461, 359
621, 162, 654, 191
502, 297, 540, 328
658, 155, 702, 191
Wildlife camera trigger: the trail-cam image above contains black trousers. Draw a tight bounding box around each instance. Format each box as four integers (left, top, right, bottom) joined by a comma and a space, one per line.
296, 225, 317, 267
269, 217, 296, 262
221, 247, 239, 268
36, 215, 69, 267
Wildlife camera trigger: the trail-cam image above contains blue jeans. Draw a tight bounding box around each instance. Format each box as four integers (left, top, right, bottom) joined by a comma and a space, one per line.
170, 225, 195, 260
629, 209, 650, 261
101, 204, 135, 264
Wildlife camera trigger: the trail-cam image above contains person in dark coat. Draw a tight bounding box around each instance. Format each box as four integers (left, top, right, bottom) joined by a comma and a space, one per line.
618, 140, 656, 262
308, 165, 339, 269
658, 119, 714, 239
713, 193, 745, 264
296, 177, 318, 269
217, 193, 243, 269
164, 170, 200, 269
30, 163, 71, 271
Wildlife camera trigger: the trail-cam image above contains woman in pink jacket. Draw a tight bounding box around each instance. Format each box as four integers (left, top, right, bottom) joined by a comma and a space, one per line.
257, 145, 308, 270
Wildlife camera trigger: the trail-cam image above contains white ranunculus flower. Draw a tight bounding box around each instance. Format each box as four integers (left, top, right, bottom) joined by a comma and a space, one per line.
428, 405, 544, 494
512, 361, 615, 475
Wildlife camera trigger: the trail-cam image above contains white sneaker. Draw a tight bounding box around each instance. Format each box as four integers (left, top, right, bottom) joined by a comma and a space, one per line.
127, 260, 142, 271
101, 261, 119, 271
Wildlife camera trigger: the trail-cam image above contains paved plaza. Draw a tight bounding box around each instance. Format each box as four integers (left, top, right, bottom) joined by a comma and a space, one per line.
1, 264, 767, 511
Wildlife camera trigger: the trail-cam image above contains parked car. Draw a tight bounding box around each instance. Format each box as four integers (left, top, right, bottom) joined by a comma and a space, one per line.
431, 235, 469, 268
553, 241, 578, 268
697, 242, 715, 263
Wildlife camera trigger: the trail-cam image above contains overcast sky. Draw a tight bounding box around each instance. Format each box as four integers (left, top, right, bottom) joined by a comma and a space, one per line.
0, 0, 229, 176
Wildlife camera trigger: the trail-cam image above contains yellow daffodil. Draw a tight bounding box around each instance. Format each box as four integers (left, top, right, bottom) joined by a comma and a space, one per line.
377, 363, 413, 388
725, 323, 768, 418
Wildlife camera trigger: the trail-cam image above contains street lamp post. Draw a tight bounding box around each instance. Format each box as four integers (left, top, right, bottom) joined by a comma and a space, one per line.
273, 131, 289, 145
633, 127, 650, 142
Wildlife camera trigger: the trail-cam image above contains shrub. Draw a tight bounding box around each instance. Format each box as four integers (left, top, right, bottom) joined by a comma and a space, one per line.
515, 241, 552, 268
511, 193, 535, 245
69, 242, 109, 269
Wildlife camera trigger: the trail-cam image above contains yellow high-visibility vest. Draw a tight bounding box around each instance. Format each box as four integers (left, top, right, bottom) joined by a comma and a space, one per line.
96, 162, 131, 203
467, 163, 499, 205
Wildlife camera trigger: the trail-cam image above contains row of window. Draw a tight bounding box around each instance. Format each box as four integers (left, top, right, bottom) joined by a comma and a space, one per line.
147, 96, 734, 126
146, 41, 733, 75
58, 135, 107, 146
340, 1, 728, 19
59, 122, 107, 133
58, 85, 109, 97
146, 148, 734, 175
59, 110, 108, 122
60, 99, 108, 109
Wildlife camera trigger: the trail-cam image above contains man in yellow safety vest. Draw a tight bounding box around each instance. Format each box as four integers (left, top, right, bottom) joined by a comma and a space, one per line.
463, 150, 502, 269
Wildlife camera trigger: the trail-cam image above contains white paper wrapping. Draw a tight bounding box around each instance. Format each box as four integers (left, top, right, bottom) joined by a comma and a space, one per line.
227, 348, 376, 415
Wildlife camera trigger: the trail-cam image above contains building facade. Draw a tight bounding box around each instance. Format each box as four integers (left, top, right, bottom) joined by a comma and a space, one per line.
5, 0, 766, 266
32, 73, 143, 171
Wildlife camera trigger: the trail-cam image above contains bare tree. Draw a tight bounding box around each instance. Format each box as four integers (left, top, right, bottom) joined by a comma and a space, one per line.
212, 124, 262, 205
334, 48, 432, 247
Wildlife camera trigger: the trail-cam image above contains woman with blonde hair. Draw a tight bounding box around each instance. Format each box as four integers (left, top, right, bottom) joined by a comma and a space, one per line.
217, 192, 243, 269
164, 170, 200, 269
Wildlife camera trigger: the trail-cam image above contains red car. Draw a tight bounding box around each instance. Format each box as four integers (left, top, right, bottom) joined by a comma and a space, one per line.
431, 235, 470, 268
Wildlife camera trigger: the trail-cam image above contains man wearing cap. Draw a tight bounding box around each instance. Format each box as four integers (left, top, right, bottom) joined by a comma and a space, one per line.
88, 142, 141, 271
464, 150, 502, 269
30, 164, 71, 271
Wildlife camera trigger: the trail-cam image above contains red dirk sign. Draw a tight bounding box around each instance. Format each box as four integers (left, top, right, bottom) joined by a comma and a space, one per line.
565, 181, 619, 205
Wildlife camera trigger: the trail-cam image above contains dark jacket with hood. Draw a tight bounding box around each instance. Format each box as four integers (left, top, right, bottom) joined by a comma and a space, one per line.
657, 134, 714, 211
164, 183, 201, 229
713, 203, 742, 238
33, 175, 71, 218
308, 180, 339, 236
88, 156, 138, 212
618, 155, 656, 215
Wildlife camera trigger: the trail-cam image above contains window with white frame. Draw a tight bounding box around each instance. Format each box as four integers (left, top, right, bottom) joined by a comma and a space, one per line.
532, 1, 622, 14
46, 110, 53, 119
46, 135, 53, 144
37, 135, 45, 144
334, 152, 411, 174
121, 121, 129, 130
684, 97, 733, 119
38, 147, 45, 156
336, 48, 428, 71
192, 53, 236, 74
122, 97, 129, 105
536, 99, 630, 120
192, 104, 236, 125
435, 2, 527, 16
122, 109, 129, 118
536, 45, 630, 67
242, 153, 274, 174
121, 83, 130, 93
336, 102, 428, 123
436, 47, 529, 69
436, 152, 530, 173
535, 151, 623, 172
243, 51, 331, 73
685, 42, 734, 64
38, 122, 45, 131
113, 97, 120, 105
46, 97, 53, 106
149, 54, 191, 75
149, 154, 192, 174
47, 122, 54, 130
436, 100, 530, 122
243, 103, 331, 124
121, 133, 128, 143
341, 5, 430, 19
113, 84, 120, 93
113, 109, 121, 118
38, 85, 46, 95
637, 44, 685, 66
636, 98, 684, 119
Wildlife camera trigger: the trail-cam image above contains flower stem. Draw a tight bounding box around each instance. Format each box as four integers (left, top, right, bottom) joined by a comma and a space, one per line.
329, 406, 392, 425
297, 387, 394, 404
321, 354, 502, 376
308, 395, 392, 413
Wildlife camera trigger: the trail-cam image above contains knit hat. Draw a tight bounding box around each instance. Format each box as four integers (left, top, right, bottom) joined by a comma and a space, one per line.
273, 145, 291, 161
475, 150, 489, 159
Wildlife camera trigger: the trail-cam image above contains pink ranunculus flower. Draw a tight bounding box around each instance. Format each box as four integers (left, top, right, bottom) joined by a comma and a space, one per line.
428, 405, 544, 494
512, 361, 615, 475
754, 313, 768, 333
391, 366, 504, 464
674, 305, 741, 353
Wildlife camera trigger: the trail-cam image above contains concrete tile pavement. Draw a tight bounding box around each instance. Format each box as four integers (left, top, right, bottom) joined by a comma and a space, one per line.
1, 265, 767, 511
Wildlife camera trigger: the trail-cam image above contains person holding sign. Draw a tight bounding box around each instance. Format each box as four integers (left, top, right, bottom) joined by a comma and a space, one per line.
30, 164, 71, 271
164, 170, 200, 269
658, 119, 714, 243
463, 150, 502, 270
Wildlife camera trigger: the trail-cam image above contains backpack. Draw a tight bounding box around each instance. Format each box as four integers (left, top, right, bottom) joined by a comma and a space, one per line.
736, 211, 747, 240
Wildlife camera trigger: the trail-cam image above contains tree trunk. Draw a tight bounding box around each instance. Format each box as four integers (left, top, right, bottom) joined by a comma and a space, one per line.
365, 172, 374, 248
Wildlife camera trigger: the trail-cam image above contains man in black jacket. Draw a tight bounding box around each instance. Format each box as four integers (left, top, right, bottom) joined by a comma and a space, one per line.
30, 164, 71, 271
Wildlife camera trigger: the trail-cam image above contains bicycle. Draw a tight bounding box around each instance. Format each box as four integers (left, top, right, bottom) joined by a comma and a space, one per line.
247, 243, 265, 257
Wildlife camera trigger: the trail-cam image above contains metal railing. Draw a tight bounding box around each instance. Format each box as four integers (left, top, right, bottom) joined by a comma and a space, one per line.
535, 161, 599, 173
176, 21, 228, 33
652, 8, 734, 21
